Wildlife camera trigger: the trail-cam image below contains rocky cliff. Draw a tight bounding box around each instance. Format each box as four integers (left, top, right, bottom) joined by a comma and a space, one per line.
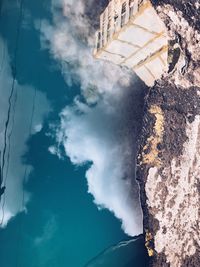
137, 1, 200, 267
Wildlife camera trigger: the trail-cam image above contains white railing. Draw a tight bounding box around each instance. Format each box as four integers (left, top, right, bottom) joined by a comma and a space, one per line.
94, 0, 148, 53
129, 0, 139, 17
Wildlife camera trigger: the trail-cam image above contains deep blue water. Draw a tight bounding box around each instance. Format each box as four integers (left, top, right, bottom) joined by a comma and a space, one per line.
0, 0, 149, 266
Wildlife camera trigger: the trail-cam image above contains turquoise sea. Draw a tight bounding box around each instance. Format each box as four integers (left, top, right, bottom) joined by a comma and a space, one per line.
0, 0, 149, 266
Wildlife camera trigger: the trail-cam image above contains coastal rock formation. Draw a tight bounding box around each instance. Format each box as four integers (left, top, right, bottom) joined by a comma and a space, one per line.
137, 1, 200, 266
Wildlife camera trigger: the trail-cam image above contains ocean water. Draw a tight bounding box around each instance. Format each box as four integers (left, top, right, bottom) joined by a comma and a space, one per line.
0, 0, 149, 266
85, 236, 149, 267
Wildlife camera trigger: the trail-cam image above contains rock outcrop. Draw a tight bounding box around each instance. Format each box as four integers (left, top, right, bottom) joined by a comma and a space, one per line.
137, 1, 200, 266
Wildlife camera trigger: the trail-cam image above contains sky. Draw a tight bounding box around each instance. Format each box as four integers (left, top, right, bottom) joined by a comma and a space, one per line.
0, 0, 149, 266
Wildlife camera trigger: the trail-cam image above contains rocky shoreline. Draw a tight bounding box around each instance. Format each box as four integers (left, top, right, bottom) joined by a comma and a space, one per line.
137, 1, 200, 266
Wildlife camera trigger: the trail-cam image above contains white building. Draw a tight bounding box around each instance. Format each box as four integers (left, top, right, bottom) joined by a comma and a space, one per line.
93, 0, 168, 86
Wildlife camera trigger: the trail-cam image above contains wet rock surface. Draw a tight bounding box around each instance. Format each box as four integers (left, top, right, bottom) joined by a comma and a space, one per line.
137, 1, 200, 266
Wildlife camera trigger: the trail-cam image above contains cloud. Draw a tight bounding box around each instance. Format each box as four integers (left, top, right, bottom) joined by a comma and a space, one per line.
0, 36, 50, 227
34, 215, 57, 245
39, 0, 133, 103
40, 0, 145, 236
34, 123, 43, 133
56, 86, 144, 236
